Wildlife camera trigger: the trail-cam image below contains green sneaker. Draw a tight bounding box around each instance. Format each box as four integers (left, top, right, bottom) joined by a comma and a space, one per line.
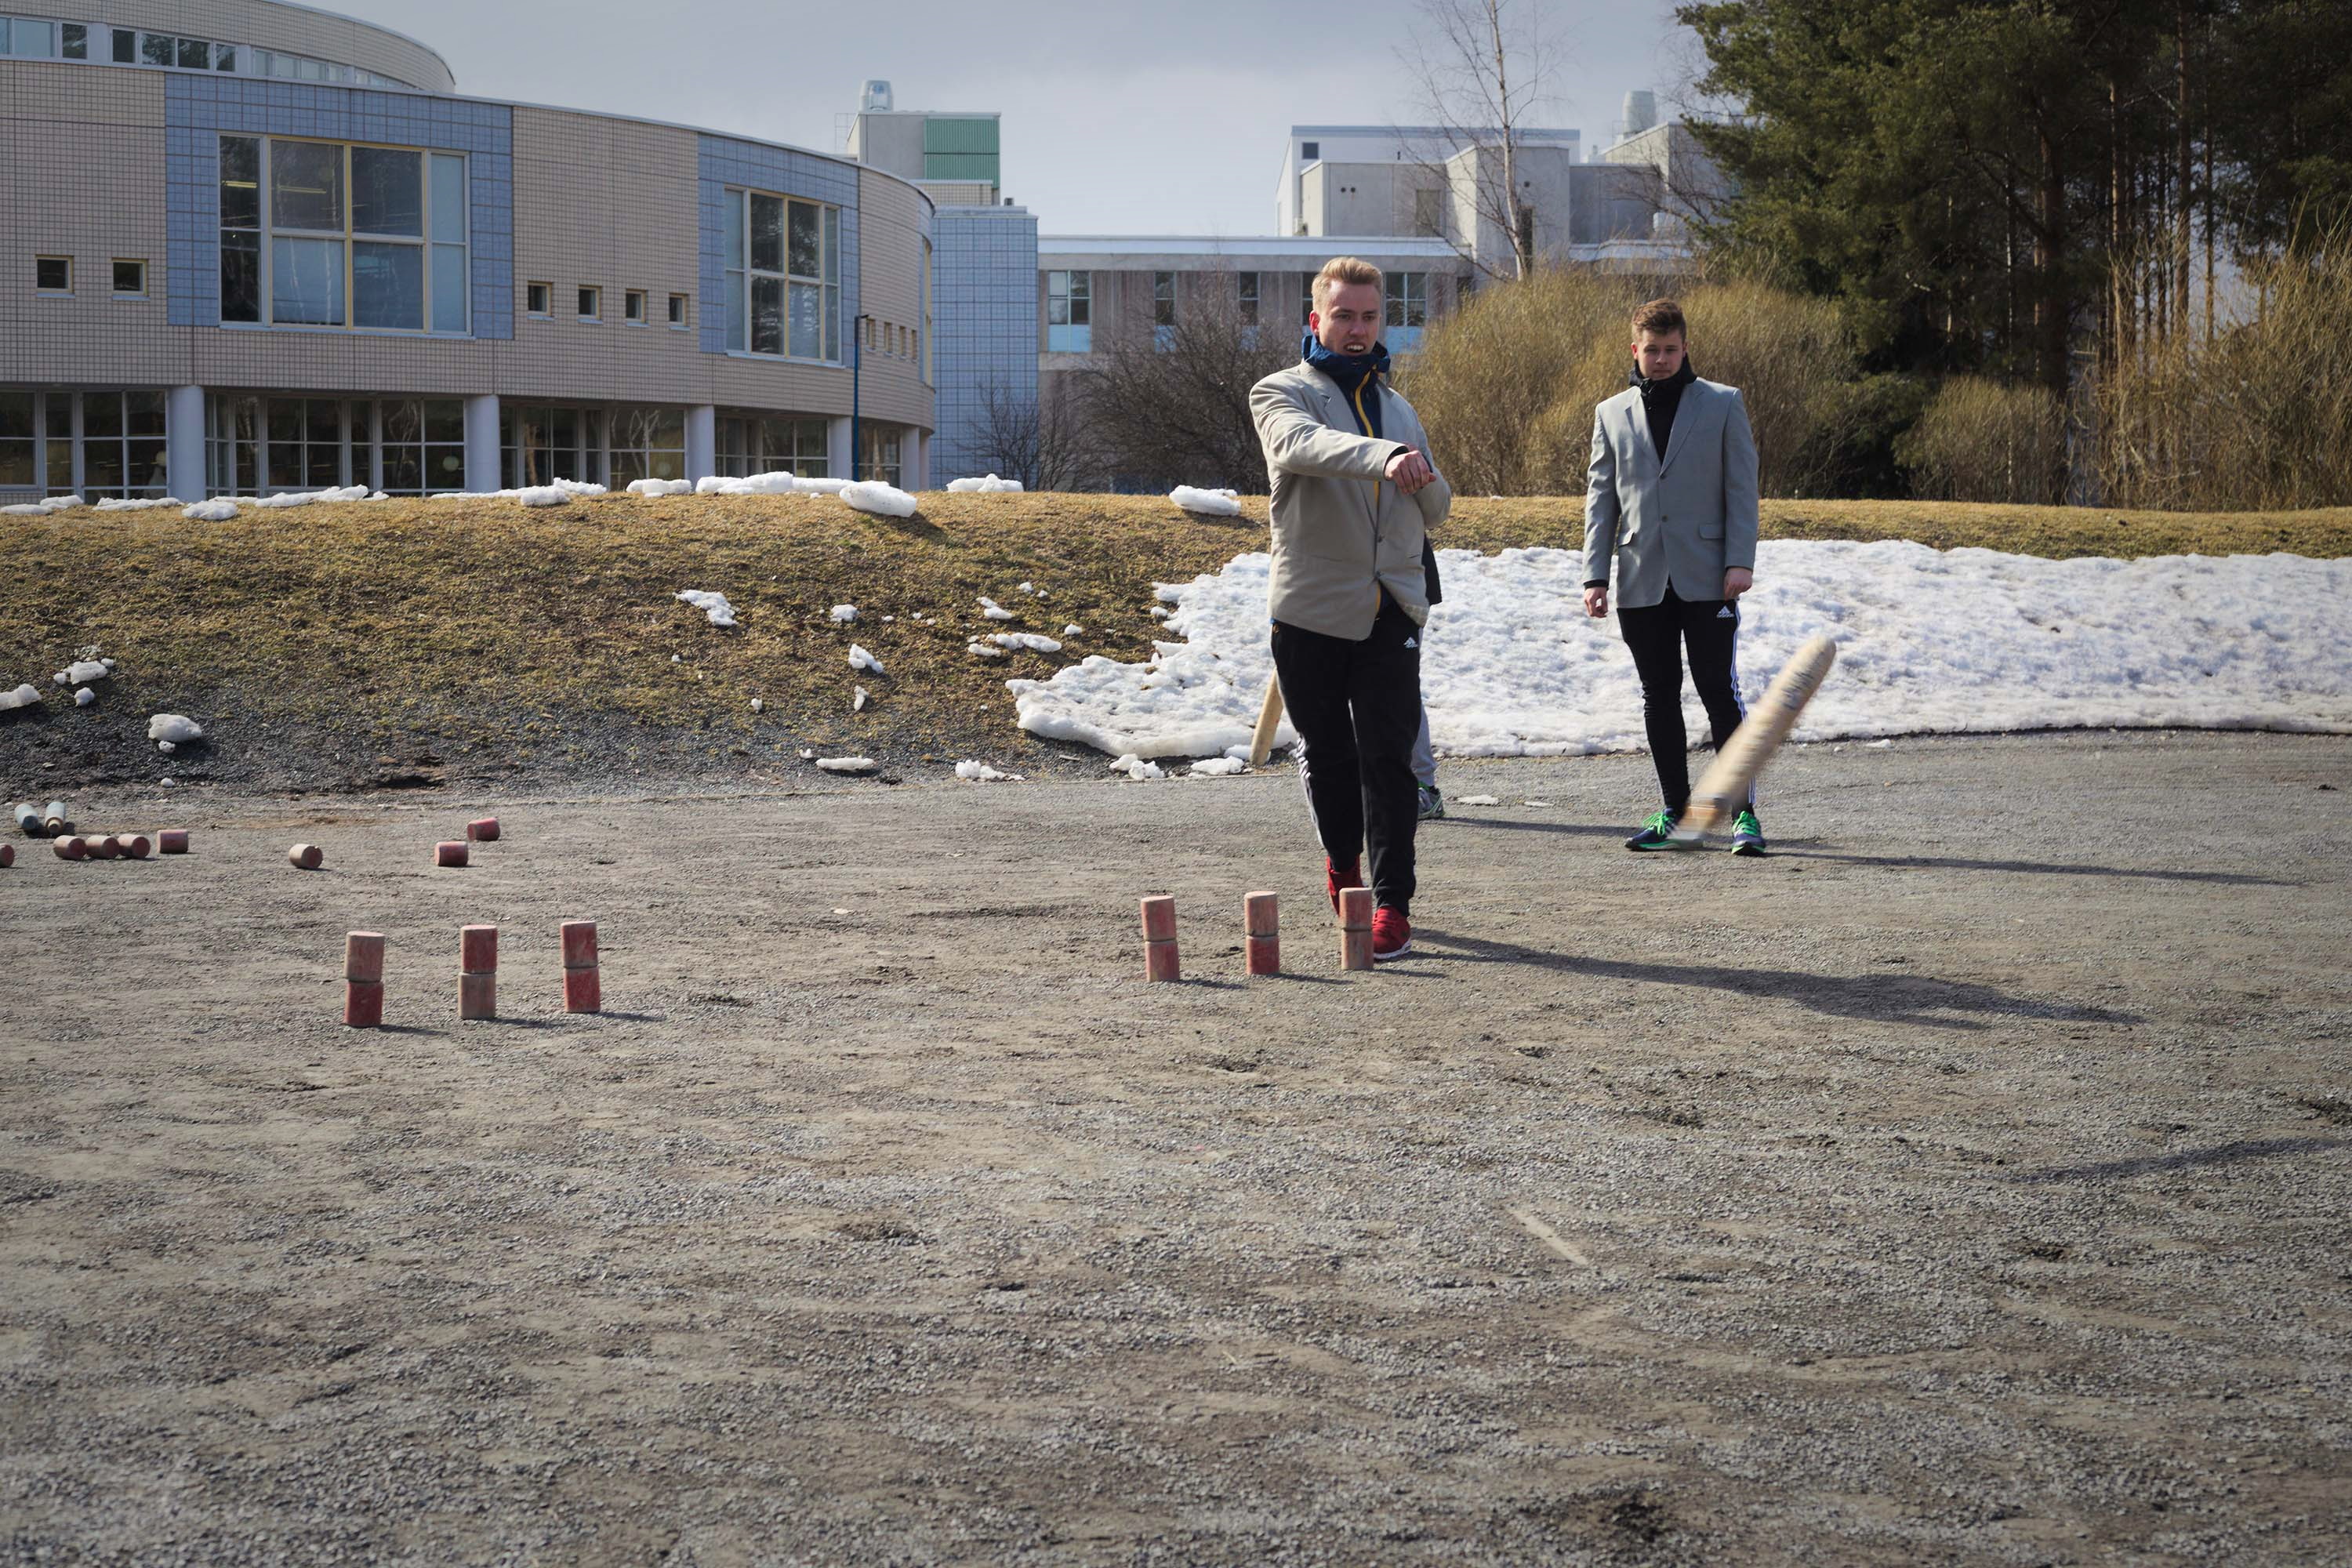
1624, 808, 1682, 851
1416, 783, 1446, 822
1730, 808, 1766, 855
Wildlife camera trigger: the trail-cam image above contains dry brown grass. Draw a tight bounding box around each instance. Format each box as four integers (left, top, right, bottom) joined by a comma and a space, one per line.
3, 491, 2346, 779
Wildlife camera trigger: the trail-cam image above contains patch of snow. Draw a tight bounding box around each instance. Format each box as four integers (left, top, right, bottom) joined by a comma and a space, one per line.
93, 497, 186, 511
966, 642, 1008, 659
750, 698, 764, 713
1007, 543, 2352, 759
54, 660, 108, 686
829, 604, 858, 623
1189, 757, 1247, 776
182, 500, 238, 521
982, 632, 1062, 654
854, 686, 869, 711
1018, 582, 1036, 594
252, 485, 372, 509
1107, 753, 1166, 781
840, 481, 917, 517
1456, 794, 1501, 807
676, 590, 739, 628
73, 687, 95, 707
978, 597, 1015, 620
1170, 486, 1242, 517
797, 476, 852, 495
1867, 739, 1894, 749
946, 474, 1024, 493
955, 760, 1024, 781
2, 495, 82, 516
627, 477, 692, 496
157, 740, 176, 753
696, 471, 802, 495
0, 683, 42, 712
799, 748, 816, 760
848, 644, 884, 676
148, 713, 203, 745
815, 756, 876, 773
1063, 624, 1084, 636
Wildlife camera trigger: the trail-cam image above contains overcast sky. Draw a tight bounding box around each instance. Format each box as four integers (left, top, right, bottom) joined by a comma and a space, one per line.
340, 0, 1695, 235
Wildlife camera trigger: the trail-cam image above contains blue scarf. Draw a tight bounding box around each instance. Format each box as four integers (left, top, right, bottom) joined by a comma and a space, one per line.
1301, 330, 1389, 439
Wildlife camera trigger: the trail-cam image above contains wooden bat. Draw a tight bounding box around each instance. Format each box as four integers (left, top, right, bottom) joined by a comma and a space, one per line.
1247, 676, 1286, 767
1671, 633, 1837, 842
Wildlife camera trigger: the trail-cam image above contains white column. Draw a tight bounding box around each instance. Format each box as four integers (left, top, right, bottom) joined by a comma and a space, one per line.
463, 394, 500, 492
684, 405, 717, 482
826, 415, 853, 481
165, 385, 206, 501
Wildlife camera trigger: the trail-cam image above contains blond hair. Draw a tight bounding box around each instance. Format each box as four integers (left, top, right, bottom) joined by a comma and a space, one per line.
1312, 256, 1385, 310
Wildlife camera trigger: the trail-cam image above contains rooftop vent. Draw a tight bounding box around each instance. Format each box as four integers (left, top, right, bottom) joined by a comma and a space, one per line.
862, 79, 894, 113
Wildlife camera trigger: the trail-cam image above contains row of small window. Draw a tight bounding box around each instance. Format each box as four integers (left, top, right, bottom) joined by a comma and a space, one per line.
1044, 269, 1430, 352
0, 16, 406, 86
217, 136, 471, 336
860, 316, 920, 363
31, 256, 148, 298
524, 281, 689, 329
0, 390, 169, 498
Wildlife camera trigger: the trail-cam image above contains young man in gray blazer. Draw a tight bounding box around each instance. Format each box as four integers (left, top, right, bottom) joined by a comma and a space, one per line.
1250, 256, 1452, 960
1582, 297, 1767, 854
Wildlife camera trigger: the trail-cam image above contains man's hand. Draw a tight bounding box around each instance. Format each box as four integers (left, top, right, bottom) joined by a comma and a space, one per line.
1583, 586, 1610, 619
1722, 567, 1754, 600
1385, 448, 1436, 495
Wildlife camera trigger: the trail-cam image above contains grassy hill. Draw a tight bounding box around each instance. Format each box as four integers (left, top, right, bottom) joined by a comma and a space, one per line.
3, 491, 2347, 794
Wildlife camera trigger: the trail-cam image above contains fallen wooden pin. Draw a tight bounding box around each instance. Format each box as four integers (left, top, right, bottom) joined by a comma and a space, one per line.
287, 843, 324, 870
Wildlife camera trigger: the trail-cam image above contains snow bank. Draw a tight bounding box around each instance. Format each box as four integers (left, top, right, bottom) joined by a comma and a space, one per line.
627, 477, 692, 496
183, 499, 239, 521
1170, 486, 1242, 517
93, 497, 186, 511
696, 471, 803, 495
676, 590, 739, 628
1007, 542, 2352, 759
848, 644, 884, 676
947, 474, 1025, 493
3, 495, 82, 516
815, 756, 876, 773
955, 760, 1023, 781
252, 485, 372, 509
840, 481, 917, 517
148, 713, 203, 744
797, 477, 852, 495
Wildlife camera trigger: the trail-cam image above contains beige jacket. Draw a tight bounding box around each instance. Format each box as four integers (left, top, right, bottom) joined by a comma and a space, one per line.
1250, 361, 1453, 641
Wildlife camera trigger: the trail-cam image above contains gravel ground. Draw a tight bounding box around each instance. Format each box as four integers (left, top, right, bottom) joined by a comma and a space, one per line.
2, 731, 2347, 1566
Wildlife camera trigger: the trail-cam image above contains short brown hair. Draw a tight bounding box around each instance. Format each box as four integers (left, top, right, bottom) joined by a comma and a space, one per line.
1632, 297, 1687, 339
1312, 256, 1384, 309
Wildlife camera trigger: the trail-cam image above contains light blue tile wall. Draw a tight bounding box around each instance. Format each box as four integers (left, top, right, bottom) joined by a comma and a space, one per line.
165, 74, 513, 338
931, 205, 1038, 481
695, 134, 860, 358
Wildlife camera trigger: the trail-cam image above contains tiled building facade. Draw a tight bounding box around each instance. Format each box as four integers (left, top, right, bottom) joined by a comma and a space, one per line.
2, 0, 939, 502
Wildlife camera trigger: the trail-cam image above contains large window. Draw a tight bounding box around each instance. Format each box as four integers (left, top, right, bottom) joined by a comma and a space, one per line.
1385, 271, 1428, 351
1237, 271, 1260, 327
502, 406, 602, 489
723, 189, 841, 361
716, 414, 829, 479
1046, 270, 1090, 353
218, 136, 470, 336
607, 406, 686, 488
859, 426, 902, 488
1, 390, 167, 499
267, 399, 349, 490
380, 399, 465, 494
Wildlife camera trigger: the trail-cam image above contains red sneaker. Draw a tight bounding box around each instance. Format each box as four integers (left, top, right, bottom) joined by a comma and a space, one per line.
1371, 907, 1412, 962
1326, 856, 1363, 913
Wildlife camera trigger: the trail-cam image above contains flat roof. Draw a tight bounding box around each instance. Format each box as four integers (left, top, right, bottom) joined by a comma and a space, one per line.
1039, 234, 1462, 258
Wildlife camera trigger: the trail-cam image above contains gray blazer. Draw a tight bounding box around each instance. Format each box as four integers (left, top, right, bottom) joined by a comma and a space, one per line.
1583, 378, 1760, 609
1250, 361, 1453, 641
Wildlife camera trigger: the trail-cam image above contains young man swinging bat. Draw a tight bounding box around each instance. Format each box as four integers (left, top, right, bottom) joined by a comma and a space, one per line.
1249, 256, 1451, 960
1582, 296, 1769, 854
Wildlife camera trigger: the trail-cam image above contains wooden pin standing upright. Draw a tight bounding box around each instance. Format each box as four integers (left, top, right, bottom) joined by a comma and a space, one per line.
459, 924, 497, 1019
1243, 891, 1280, 975
1338, 887, 1375, 971
1140, 895, 1180, 982
344, 932, 386, 1028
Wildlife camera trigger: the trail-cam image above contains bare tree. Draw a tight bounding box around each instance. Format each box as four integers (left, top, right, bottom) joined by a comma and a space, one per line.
1396, 0, 1562, 281
971, 378, 1088, 492
1075, 285, 1294, 494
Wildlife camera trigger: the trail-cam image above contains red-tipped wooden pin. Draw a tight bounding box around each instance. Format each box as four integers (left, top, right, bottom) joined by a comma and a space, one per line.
0, 844, 13, 869
1139, 895, 1179, 982
343, 931, 386, 1028
288, 843, 323, 869
466, 817, 500, 842
561, 920, 601, 1013
459, 923, 497, 1020
1243, 891, 1279, 975
435, 840, 468, 867
53, 837, 87, 861
158, 829, 190, 854
1338, 886, 1374, 971
116, 833, 151, 859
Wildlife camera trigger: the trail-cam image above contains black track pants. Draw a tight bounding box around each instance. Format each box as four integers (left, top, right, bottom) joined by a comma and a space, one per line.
1272, 598, 1423, 914
1617, 585, 1750, 813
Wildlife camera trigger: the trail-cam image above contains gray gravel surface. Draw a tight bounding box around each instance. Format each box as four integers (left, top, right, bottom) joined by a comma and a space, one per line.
2, 731, 2347, 1566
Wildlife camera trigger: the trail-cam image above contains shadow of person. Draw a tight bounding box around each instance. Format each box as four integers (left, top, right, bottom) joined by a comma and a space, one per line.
1408, 927, 2141, 1032
1435, 816, 1628, 840
2013, 1136, 2350, 1183
1771, 845, 2286, 888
